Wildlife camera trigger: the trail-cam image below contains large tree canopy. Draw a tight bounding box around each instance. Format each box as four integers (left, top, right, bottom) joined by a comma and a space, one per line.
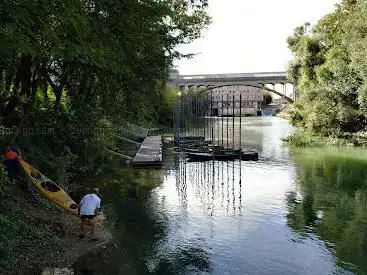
0, 0, 210, 181
287, 0, 367, 138
0, 0, 210, 120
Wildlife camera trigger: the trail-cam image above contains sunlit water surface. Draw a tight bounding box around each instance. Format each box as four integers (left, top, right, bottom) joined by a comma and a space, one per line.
73, 117, 367, 275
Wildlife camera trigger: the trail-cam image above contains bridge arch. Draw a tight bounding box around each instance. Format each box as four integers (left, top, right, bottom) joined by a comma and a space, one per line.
194, 83, 294, 103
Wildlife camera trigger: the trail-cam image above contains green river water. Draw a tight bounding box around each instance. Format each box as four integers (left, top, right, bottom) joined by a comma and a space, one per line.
73, 117, 367, 275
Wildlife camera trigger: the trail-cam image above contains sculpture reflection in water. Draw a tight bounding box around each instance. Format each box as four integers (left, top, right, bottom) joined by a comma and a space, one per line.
175, 156, 243, 216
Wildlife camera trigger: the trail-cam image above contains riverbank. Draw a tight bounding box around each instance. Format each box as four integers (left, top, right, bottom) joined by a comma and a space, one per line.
275, 105, 367, 147
65, 117, 367, 274
284, 129, 367, 147
0, 179, 113, 275
275, 104, 292, 120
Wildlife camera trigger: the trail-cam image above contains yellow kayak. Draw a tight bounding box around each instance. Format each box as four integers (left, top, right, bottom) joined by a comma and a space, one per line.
18, 158, 79, 216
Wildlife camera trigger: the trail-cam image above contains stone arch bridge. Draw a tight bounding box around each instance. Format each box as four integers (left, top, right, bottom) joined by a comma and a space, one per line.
168, 71, 295, 103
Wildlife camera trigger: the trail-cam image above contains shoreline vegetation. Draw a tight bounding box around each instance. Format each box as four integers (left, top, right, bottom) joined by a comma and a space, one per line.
284, 130, 367, 147
277, 105, 367, 147
3, 0, 367, 273
0, 0, 210, 274
276, 105, 293, 120
285, 0, 367, 147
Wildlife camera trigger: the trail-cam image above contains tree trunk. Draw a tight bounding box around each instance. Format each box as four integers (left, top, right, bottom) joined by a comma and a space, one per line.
12, 59, 26, 97
43, 80, 49, 102
3, 73, 13, 97
54, 85, 64, 109
9, 65, 40, 143
29, 67, 40, 107
19, 55, 33, 98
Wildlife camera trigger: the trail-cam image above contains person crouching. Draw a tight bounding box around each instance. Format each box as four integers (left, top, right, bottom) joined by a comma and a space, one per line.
78, 188, 101, 239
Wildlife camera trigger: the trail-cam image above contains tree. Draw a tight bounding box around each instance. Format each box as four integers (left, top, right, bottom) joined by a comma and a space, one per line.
0, 0, 211, 180
286, 0, 367, 138
263, 92, 273, 105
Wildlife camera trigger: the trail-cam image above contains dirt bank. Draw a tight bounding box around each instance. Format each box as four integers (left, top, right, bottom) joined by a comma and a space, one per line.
0, 182, 113, 275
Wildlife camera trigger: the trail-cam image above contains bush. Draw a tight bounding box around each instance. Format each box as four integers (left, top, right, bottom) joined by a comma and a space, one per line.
0, 164, 10, 197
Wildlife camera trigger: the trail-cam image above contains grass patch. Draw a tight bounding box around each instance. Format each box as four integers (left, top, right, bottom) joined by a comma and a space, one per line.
283, 129, 367, 148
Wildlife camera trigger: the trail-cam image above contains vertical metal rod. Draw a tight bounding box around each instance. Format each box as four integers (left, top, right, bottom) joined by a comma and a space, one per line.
185, 95, 187, 144
181, 94, 183, 145
239, 94, 242, 154
198, 95, 200, 142
181, 94, 184, 146
188, 95, 190, 139
232, 155, 235, 214
203, 95, 206, 146
210, 90, 213, 145
203, 95, 206, 145
207, 93, 209, 145
194, 95, 196, 141
232, 94, 235, 150
184, 95, 187, 149
239, 93, 242, 211
188, 95, 190, 141
192, 95, 194, 141
177, 96, 182, 151
185, 95, 187, 141
187, 95, 192, 141
195, 96, 200, 142
226, 93, 229, 149
226, 152, 229, 213
221, 94, 224, 148
208, 93, 211, 145
177, 96, 181, 150
201, 95, 203, 146
212, 160, 215, 215
193, 95, 195, 139
205, 94, 210, 144
173, 96, 176, 145
221, 160, 224, 208
217, 94, 220, 147
193, 95, 195, 140
198, 95, 201, 145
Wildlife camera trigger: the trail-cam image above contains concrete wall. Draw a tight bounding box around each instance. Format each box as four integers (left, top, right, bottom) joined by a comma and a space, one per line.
219, 107, 258, 116
211, 86, 263, 102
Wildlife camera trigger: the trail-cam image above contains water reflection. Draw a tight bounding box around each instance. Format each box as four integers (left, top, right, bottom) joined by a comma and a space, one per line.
288, 148, 367, 273
73, 118, 367, 275
175, 159, 243, 217
204, 117, 293, 162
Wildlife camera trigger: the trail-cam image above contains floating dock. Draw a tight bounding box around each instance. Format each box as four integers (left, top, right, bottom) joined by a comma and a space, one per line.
185, 149, 258, 162
132, 136, 162, 167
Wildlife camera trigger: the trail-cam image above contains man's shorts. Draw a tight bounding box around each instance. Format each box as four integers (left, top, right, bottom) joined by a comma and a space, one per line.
81, 215, 95, 220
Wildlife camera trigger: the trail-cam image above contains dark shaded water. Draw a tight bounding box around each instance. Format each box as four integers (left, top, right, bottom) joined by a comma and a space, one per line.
73, 117, 367, 274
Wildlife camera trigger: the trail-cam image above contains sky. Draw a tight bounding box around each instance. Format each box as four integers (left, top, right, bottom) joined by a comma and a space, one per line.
174, 0, 341, 75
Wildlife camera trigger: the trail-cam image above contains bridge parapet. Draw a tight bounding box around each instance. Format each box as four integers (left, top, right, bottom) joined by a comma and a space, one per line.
178, 72, 287, 80
169, 71, 289, 87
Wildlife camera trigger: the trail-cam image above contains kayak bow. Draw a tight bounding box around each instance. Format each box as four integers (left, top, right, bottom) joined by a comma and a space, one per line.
18, 158, 79, 216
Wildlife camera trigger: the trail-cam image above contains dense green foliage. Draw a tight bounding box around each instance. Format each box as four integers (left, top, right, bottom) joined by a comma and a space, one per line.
263, 92, 272, 106
287, 0, 367, 141
0, 1, 209, 271
287, 149, 367, 273
0, 163, 57, 273
0, 0, 210, 181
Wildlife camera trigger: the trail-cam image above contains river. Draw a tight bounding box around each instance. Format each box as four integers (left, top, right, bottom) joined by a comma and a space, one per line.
73, 117, 367, 274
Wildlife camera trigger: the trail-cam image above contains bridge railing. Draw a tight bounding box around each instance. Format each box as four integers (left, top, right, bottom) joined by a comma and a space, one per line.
178, 72, 287, 80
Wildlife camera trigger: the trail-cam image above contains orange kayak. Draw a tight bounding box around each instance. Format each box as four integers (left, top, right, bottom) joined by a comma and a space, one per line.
18, 158, 79, 216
